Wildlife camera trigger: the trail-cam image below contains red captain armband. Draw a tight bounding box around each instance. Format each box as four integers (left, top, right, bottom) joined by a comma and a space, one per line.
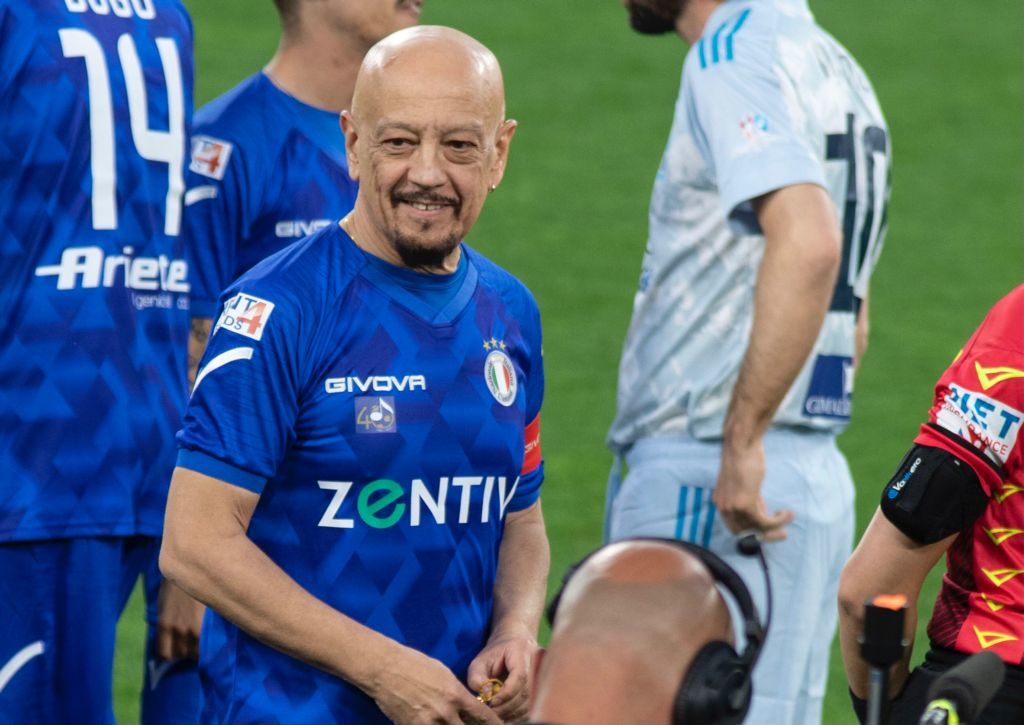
521, 415, 542, 475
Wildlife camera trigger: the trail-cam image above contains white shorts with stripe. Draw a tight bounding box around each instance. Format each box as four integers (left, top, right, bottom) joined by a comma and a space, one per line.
605, 428, 855, 725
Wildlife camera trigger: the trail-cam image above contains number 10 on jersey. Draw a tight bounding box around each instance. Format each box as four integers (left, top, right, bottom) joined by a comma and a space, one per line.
826, 113, 890, 314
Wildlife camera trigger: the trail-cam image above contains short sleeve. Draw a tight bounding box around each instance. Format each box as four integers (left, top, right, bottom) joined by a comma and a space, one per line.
183, 130, 249, 317
509, 294, 545, 511
177, 279, 307, 493
683, 13, 825, 234
910, 288, 1024, 496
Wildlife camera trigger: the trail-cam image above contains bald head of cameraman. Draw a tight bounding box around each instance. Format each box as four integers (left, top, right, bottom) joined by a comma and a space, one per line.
530, 540, 734, 725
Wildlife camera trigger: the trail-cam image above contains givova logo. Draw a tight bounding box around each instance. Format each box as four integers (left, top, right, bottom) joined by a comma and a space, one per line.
317, 476, 520, 529
275, 219, 332, 239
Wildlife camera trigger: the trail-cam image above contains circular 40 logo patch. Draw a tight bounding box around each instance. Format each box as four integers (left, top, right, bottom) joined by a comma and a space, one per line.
485, 350, 517, 406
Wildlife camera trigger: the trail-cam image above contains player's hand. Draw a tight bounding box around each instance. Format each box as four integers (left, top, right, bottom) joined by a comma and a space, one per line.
372, 645, 502, 725
155, 579, 205, 661
713, 437, 793, 541
466, 628, 539, 723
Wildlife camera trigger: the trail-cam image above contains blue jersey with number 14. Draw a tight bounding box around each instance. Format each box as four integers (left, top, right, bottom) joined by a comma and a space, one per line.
0, 0, 195, 541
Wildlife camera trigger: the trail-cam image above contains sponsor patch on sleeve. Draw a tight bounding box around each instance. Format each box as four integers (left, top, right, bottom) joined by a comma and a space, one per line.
189, 135, 233, 180
521, 414, 542, 475
215, 293, 275, 341
936, 383, 1023, 466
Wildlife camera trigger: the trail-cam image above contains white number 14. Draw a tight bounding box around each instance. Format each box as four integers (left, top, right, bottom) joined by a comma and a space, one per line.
59, 28, 185, 236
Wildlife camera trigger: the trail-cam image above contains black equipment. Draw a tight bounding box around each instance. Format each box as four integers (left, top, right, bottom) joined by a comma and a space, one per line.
861, 595, 909, 725
917, 651, 1006, 725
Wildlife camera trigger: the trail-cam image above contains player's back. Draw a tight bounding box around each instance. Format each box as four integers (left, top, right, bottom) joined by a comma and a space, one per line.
0, 0, 194, 541
609, 0, 891, 447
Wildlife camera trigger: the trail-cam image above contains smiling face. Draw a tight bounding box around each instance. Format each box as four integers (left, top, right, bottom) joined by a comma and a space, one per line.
342, 27, 516, 270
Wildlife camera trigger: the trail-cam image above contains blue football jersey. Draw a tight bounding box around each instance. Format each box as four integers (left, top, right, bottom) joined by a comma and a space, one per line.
0, 0, 195, 541
183, 72, 359, 317
178, 225, 545, 724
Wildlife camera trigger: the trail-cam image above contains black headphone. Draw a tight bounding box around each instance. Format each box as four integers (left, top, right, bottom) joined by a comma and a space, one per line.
545, 534, 770, 725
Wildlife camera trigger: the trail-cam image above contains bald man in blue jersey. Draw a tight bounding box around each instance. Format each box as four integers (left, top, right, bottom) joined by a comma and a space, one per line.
163, 26, 548, 724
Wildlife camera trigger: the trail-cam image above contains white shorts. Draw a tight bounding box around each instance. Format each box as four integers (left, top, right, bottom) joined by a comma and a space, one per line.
605, 429, 855, 725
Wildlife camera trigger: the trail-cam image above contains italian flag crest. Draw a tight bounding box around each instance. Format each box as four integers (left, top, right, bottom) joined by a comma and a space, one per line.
485, 349, 517, 407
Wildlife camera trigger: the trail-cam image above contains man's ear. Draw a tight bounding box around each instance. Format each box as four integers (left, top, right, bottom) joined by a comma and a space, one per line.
340, 111, 360, 181
488, 118, 517, 190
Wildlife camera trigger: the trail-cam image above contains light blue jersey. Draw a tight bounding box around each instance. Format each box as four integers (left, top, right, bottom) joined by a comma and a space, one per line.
608, 0, 891, 449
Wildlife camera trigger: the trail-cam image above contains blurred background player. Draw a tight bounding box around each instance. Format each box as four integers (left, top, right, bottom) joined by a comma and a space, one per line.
0, 1, 200, 723
183, 0, 423, 383
161, 26, 547, 724
839, 285, 1024, 724
605, 0, 891, 722
530, 539, 740, 725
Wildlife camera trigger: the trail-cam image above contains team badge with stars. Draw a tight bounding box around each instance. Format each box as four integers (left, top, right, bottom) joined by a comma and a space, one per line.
483, 337, 517, 407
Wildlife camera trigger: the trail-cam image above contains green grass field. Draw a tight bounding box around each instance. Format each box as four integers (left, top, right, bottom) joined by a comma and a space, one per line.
114, 1, 1024, 722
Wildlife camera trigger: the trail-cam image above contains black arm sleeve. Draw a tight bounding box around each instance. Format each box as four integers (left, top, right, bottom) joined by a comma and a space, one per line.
879, 444, 989, 545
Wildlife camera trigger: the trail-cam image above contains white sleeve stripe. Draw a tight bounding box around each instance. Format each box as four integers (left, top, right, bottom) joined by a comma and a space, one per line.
192, 347, 254, 394
0, 641, 45, 693
184, 185, 218, 206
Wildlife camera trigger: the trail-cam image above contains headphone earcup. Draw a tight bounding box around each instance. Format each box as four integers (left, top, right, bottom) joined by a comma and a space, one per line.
674, 641, 752, 725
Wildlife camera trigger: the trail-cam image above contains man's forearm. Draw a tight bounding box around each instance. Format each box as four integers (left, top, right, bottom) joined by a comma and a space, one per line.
839, 590, 915, 700
838, 510, 953, 698
160, 467, 400, 696
724, 184, 841, 443
491, 500, 549, 638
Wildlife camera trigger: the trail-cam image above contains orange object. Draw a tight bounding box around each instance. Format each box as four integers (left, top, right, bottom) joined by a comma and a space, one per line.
872, 594, 908, 611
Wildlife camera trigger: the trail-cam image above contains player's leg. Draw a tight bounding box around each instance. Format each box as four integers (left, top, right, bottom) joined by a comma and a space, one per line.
0, 538, 126, 725
127, 536, 202, 725
791, 439, 855, 724
712, 430, 854, 725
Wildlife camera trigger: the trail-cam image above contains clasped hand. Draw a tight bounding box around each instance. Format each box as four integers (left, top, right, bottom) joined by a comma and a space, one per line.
372, 645, 502, 725
713, 438, 794, 542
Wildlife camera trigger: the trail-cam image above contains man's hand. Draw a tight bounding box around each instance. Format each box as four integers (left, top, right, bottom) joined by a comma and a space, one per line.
155, 579, 205, 661
467, 631, 539, 723
712, 437, 793, 541
372, 645, 502, 725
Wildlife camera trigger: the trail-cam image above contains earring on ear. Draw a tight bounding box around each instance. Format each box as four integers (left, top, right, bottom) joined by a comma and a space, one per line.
488, 184, 497, 193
